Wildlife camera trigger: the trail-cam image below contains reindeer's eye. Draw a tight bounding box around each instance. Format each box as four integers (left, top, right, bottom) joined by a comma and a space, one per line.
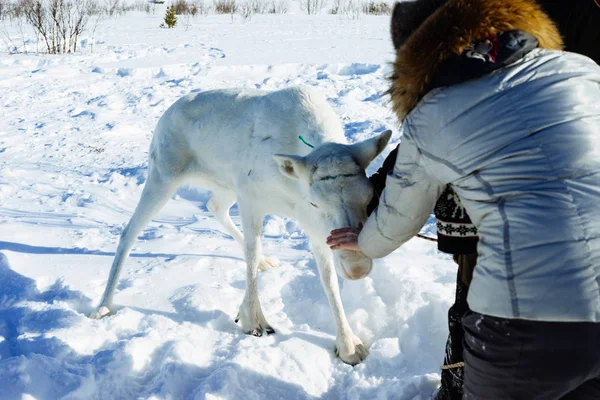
310, 202, 318, 208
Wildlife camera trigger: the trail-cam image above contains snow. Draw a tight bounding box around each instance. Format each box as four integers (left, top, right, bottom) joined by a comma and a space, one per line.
0, 10, 456, 400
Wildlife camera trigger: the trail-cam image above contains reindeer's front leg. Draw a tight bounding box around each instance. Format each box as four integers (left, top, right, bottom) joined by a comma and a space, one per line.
235, 202, 274, 337
311, 241, 369, 365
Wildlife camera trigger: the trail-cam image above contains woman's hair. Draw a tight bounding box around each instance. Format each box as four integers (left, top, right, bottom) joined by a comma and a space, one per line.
391, 0, 449, 49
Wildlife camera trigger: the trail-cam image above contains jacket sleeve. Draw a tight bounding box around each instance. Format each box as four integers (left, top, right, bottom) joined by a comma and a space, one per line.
358, 135, 444, 259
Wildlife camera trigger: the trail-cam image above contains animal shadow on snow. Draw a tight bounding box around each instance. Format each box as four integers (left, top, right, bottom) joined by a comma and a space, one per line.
0, 253, 95, 356
88, 341, 316, 400
129, 278, 342, 354
0, 253, 316, 400
0, 240, 244, 264
126, 293, 236, 332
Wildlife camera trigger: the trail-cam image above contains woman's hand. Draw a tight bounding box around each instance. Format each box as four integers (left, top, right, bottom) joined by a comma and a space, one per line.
326, 223, 363, 251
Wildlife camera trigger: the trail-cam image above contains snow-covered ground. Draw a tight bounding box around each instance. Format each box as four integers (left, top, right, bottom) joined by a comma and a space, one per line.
0, 10, 456, 400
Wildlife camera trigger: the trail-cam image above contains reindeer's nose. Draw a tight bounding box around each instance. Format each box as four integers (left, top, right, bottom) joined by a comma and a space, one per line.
346, 264, 372, 280
335, 251, 372, 280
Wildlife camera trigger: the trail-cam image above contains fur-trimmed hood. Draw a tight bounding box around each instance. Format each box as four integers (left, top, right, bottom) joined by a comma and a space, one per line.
389, 0, 564, 121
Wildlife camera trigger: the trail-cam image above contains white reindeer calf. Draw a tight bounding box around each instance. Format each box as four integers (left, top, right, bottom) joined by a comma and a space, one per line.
92, 86, 391, 365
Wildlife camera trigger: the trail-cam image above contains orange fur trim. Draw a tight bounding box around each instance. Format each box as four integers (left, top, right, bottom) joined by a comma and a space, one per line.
389, 0, 564, 121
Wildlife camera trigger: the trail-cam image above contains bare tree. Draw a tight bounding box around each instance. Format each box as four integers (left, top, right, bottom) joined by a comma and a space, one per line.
250, 0, 267, 13
301, 0, 323, 15
21, 0, 94, 54
268, 0, 288, 14
330, 0, 361, 16
362, 1, 390, 15
88, 2, 105, 52
238, 0, 253, 21
173, 0, 189, 14
193, 0, 208, 15
0, 0, 6, 20
104, 0, 120, 16
0, 22, 23, 53
214, 0, 237, 14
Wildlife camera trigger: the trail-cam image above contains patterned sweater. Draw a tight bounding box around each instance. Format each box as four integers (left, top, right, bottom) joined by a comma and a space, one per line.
368, 146, 479, 255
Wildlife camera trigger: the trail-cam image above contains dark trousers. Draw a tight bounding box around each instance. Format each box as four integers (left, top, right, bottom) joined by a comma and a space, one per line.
437, 254, 477, 400
462, 311, 600, 400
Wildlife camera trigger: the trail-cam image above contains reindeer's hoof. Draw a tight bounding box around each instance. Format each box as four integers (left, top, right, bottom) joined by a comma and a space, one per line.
235, 313, 275, 336
258, 257, 278, 271
335, 340, 369, 366
89, 306, 112, 319
245, 325, 276, 337
235, 301, 275, 337
249, 328, 263, 337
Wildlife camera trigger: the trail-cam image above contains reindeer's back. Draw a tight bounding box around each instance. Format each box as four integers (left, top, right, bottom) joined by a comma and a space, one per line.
149, 87, 345, 186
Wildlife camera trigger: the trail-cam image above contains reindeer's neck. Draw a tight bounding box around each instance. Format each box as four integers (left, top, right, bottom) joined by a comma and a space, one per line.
263, 179, 311, 220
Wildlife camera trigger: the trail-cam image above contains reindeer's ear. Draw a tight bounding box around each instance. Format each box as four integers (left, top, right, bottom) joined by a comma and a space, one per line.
348, 130, 392, 169
273, 154, 309, 180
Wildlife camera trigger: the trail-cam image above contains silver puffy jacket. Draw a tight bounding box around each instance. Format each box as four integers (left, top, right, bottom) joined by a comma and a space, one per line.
359, 49, 600, 322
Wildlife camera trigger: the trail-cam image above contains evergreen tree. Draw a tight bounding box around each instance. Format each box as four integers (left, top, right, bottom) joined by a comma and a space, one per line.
164, 5, 177, 28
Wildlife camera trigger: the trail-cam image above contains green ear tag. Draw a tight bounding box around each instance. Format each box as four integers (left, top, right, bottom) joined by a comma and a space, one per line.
299, 136, 315, 149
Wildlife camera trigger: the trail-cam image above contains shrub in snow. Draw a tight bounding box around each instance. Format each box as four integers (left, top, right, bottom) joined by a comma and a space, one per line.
173, 0, 206, 15
163, 4, 177, 27
237, 0, 283, 20
250, 0, 268, 13
173, 0, 188, 13
301, 0, 324, 15
362, 0, 390, 15
186, 0, 209, 16
267, 0, 287, 14
0, 0, 25, 20
214, 0, 236, 14
238, 0, 253, 21
104, 0, 121, 16
329, 0, 361, 18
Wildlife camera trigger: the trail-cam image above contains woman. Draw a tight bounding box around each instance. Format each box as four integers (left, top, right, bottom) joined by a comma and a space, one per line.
329, 0, 600, 398
364, 1, 600, 399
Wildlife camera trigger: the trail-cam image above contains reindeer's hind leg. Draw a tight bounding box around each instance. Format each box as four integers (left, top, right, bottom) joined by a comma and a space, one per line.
91, 168, 177, 319
207, 190, 243, 244
208, 190, 276, 271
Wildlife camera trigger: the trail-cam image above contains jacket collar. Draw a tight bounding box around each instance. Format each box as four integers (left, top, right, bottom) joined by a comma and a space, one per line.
389, 0, 564, 121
